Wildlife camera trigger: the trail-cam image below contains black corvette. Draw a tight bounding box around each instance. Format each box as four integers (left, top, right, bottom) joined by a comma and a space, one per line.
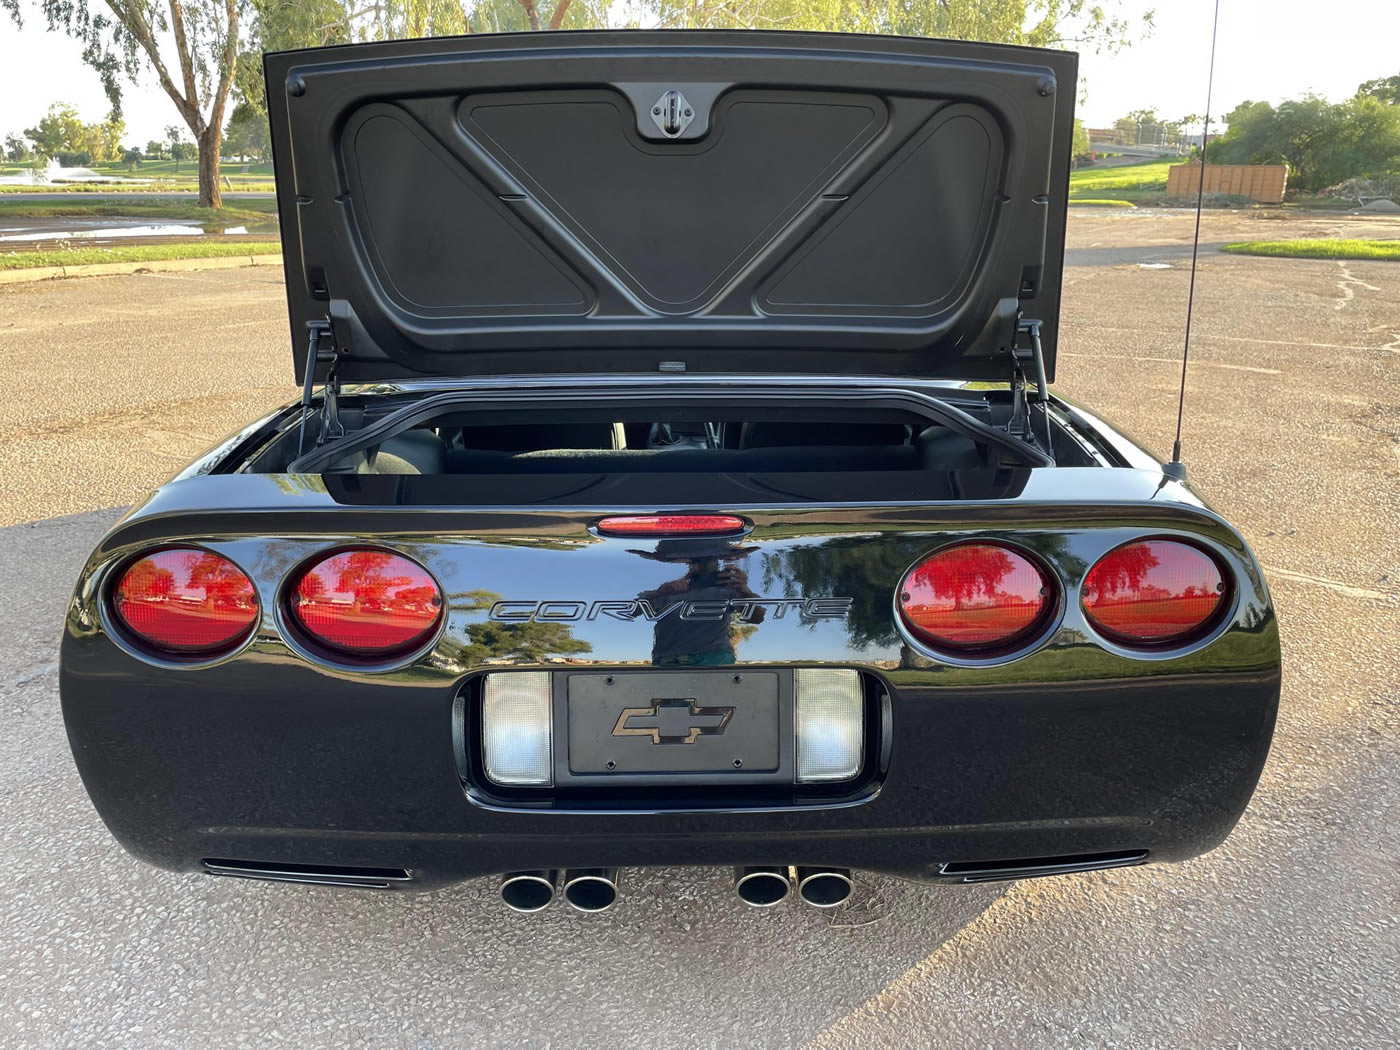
60, 31, 1279, 913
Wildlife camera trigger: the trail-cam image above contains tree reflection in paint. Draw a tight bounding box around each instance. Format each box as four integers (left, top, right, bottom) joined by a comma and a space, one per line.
291, 550, 442, 650
907, 545, 1023, 610
1081, 540, 1225, 642
451, 590, 593, 665
113, 549, 258, 650
900, 544, 1047, 647
185, 551, 259, 608
1080, 542, 1159, 600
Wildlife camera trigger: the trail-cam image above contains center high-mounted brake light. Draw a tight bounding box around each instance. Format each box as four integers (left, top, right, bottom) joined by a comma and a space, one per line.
595, 515, 746, 536
897, 542, 1053, 654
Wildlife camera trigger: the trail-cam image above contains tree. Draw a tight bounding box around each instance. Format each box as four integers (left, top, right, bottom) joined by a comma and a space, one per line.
1071, 118, 1091, 165
4, 134, 30, 162
1111, 106, 1181, 148
502, 0, 576, 30
78, 112, 126, 163
234, 0, 611, 103
642, 0, 1151, 51
121, 145, 144, 170
3, 0, 247, 207
165, 125, 193, 172
233, 0, 353, 116
1323, 94, 1400, 187
19, 103, 123, 164
223, 101, 269, 160
1357, 73, 1400, 105
1207, 93, 1400, 193
23, 102, 84, 159
145, 138, 167, 159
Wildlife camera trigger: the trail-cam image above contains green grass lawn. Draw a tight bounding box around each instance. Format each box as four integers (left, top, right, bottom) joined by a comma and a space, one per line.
0, 197, 278, 225
0, 158, 276, 195
1220, 238, 1400, 261
1, 240, 282, 271
1067, 159, 1180, 204
88, 158, 276, 180
1070, 159, 1175, 189
0, 181, 278, 194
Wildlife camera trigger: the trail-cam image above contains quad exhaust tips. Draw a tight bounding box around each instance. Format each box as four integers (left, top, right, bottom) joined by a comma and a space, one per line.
503, 865, 849, 912
500, 870, 559, 913
733, 866, 792, 907
562, 868, 620, 913
795, 867, 854, 908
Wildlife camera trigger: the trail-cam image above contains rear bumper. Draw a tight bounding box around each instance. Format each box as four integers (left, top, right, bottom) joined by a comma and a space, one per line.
61, 654, 1278, 890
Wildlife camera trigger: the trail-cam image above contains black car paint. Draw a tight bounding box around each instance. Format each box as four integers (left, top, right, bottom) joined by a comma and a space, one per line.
60, 389, 1280, 888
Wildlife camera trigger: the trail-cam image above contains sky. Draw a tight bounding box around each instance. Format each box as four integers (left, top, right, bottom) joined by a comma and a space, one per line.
1, 0, 1398, 146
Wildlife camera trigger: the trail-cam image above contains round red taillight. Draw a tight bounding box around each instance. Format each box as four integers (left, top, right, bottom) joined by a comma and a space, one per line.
897, 543, 1052, 653
112, 548, 259, 654
1081, 539, 1227, 647
288, 550, 442, 656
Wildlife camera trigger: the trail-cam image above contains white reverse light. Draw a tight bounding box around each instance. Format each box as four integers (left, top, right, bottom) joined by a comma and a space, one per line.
482, 672, 553, 786
794, 669, 864, 783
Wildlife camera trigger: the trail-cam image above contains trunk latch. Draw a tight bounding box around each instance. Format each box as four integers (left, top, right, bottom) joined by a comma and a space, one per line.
650, 90, 695, 138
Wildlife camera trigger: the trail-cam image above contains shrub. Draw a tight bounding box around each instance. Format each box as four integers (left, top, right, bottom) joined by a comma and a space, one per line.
1321, 175, 1400, 203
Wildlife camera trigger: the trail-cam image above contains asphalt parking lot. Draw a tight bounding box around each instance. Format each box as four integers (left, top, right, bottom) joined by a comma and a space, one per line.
1, 208, 1397, 1048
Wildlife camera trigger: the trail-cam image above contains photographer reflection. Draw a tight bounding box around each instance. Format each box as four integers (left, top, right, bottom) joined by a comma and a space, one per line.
633, 539, 764, 666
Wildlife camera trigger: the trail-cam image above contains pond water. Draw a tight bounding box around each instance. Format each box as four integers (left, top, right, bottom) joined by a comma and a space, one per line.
0, 223, 261, 243
0, 159, 150, 186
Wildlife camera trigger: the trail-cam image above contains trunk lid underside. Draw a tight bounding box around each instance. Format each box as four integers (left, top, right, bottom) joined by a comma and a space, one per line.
265, 31, 1077, 385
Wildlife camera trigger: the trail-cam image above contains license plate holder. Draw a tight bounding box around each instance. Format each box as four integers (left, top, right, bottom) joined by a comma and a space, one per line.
560, 670, 790, 784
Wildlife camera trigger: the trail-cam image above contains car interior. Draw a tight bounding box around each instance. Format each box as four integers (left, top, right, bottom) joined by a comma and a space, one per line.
359, 419, 992, 474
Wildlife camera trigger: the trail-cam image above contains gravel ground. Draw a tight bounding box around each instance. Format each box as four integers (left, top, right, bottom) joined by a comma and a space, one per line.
0, 209, 1397, 1048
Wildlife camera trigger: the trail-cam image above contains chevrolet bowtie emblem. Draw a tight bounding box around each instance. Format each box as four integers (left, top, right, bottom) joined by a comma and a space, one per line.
612, 698, 734, 745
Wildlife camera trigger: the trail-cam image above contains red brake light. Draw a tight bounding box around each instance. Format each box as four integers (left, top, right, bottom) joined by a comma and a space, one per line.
898, 543, 1052, 652
112, 549, 259, 654
1082, 539, 1226, 647
596, 515, 746, 536
289, 550, 442, 656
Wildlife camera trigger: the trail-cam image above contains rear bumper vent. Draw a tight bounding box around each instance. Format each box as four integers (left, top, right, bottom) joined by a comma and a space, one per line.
940, 850, 1147, 883
203, 858, 412, 889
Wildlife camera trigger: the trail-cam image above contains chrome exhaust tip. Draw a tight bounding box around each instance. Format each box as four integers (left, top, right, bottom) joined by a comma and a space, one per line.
562, 868, 620, 913
500, 870, 559, 913
795, 867, 854, 908
733, 866, 792, 907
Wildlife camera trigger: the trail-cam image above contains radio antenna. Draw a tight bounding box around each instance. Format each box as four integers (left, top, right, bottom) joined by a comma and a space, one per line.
1163, 0, 1222, 484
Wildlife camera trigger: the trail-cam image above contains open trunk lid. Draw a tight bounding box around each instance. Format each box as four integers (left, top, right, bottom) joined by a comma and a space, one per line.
265, 30, 1077, 385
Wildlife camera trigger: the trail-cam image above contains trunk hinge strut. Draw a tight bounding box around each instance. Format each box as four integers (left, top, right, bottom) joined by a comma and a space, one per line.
1007, 318, 1054, 460
298, 320, 343, 455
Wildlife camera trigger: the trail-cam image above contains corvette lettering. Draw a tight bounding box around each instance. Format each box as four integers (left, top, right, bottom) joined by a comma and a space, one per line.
487, 597, 853, 623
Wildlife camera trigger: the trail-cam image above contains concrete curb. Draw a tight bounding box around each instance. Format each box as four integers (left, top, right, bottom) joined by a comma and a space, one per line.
0, 252, 281, 285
